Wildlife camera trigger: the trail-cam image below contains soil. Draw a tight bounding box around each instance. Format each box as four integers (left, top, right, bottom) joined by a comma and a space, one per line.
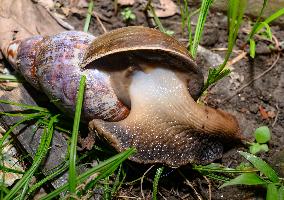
1, 0, 284, 199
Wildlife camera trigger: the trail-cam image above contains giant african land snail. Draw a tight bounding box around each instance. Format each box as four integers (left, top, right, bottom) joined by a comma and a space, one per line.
5, 26, 242, 167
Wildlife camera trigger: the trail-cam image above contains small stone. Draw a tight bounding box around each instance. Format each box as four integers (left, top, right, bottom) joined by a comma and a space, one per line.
249, 104, 259, 114
256, 41, 271, 54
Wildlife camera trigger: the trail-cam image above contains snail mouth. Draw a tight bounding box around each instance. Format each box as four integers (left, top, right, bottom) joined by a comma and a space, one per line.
90, 68, 241, 167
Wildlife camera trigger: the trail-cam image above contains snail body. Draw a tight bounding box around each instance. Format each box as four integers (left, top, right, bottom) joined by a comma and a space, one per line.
6, 26, 242, 167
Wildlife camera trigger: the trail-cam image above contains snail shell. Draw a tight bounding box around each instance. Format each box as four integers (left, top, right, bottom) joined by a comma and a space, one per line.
7, 26, 242, 167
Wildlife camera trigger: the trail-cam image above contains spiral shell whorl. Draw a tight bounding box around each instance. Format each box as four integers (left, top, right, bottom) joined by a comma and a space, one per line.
17, 35, 44, 89
13, 31, 129, 121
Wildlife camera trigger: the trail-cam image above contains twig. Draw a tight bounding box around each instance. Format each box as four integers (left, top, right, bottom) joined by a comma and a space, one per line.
178, 170, 203, 200
222, 52, 280, 103
117, 195, 142, 199
226, 51, 247, 68
203, 175, 212, 200
210, 47, 243, 54
158, 191, 167, 200
140, 165, 155, 200
91, 11, 112, 23
272, 104, 279, 127
47, 11, 74, 30
93, 11, 107, 33
272, 34, 280, 50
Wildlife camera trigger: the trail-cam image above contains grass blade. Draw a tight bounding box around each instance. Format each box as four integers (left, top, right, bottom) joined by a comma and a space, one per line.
83, 0, 94, 32
260, 22, 272, 40
0, 74, 20, 82
0, 113, 45, 148
27, 162, 68, 196
147, 4, 165, 33
4, 115, 57, 200
219, 173, 266, 188
225, 0, 247, 64
0, 165, 24, 174
266, 183, 278, 200
249, 38, 256, 58
0, 100, 48, 112
202, 0, 246, 93
248, 0, 268, 39
254, 8, 284, 35
204, 173, 231, 182
239, 151, 279, 183
0, 184, 10, 194
278, 186, 284, 200
41, 148, 136, 200
190, 0, 213, 58
152, 167, 164, 200
110, 164, 125, 197
69, 75, 86, 195
193, 164, 258, 173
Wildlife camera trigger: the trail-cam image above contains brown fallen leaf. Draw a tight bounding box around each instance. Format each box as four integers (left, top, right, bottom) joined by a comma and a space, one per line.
34, 0, 55, 11
117, 0, 135, 6
155, 0, 177, 18
267, 110, 276, 119
0, 133, 24, 186
78, 133, 96, 150
259, 105, 269, 120
0, 0, 65, 58
0, 82, 20, 91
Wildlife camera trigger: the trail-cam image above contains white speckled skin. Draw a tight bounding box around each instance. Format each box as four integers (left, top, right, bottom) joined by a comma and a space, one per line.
91, 68, 241, 167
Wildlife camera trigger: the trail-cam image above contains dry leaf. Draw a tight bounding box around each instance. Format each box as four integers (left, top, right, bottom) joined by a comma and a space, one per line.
155, 0, 177, 18
259, 105, 269, 120
0, 133, 24, 186
0, 0, 65, 58
117, 0, 135, 6
34, 0, 55, 11
0, 82, 20, 91
78, 133, 95, 150
61, 7, 71, 16
267, 110, 276, 118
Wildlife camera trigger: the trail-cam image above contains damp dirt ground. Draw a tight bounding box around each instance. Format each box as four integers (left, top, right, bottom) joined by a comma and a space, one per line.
1, 0, 284, 199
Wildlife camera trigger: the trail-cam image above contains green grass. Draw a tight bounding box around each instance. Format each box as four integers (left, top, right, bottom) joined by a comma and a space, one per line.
0, 75, 135, 198
83, 0, 94, 33
178, 0, 200, 49
0, 74, 20, 82
41, 148, 135, 199
194, 151, 284, 200
190, 0, 213, 58
146, 2, 173, 35
202, 0, 247, 93
4, 115, 58, 200
152, 167, 164, 200
248, 5, 284, 58
69, 75, 86, 196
